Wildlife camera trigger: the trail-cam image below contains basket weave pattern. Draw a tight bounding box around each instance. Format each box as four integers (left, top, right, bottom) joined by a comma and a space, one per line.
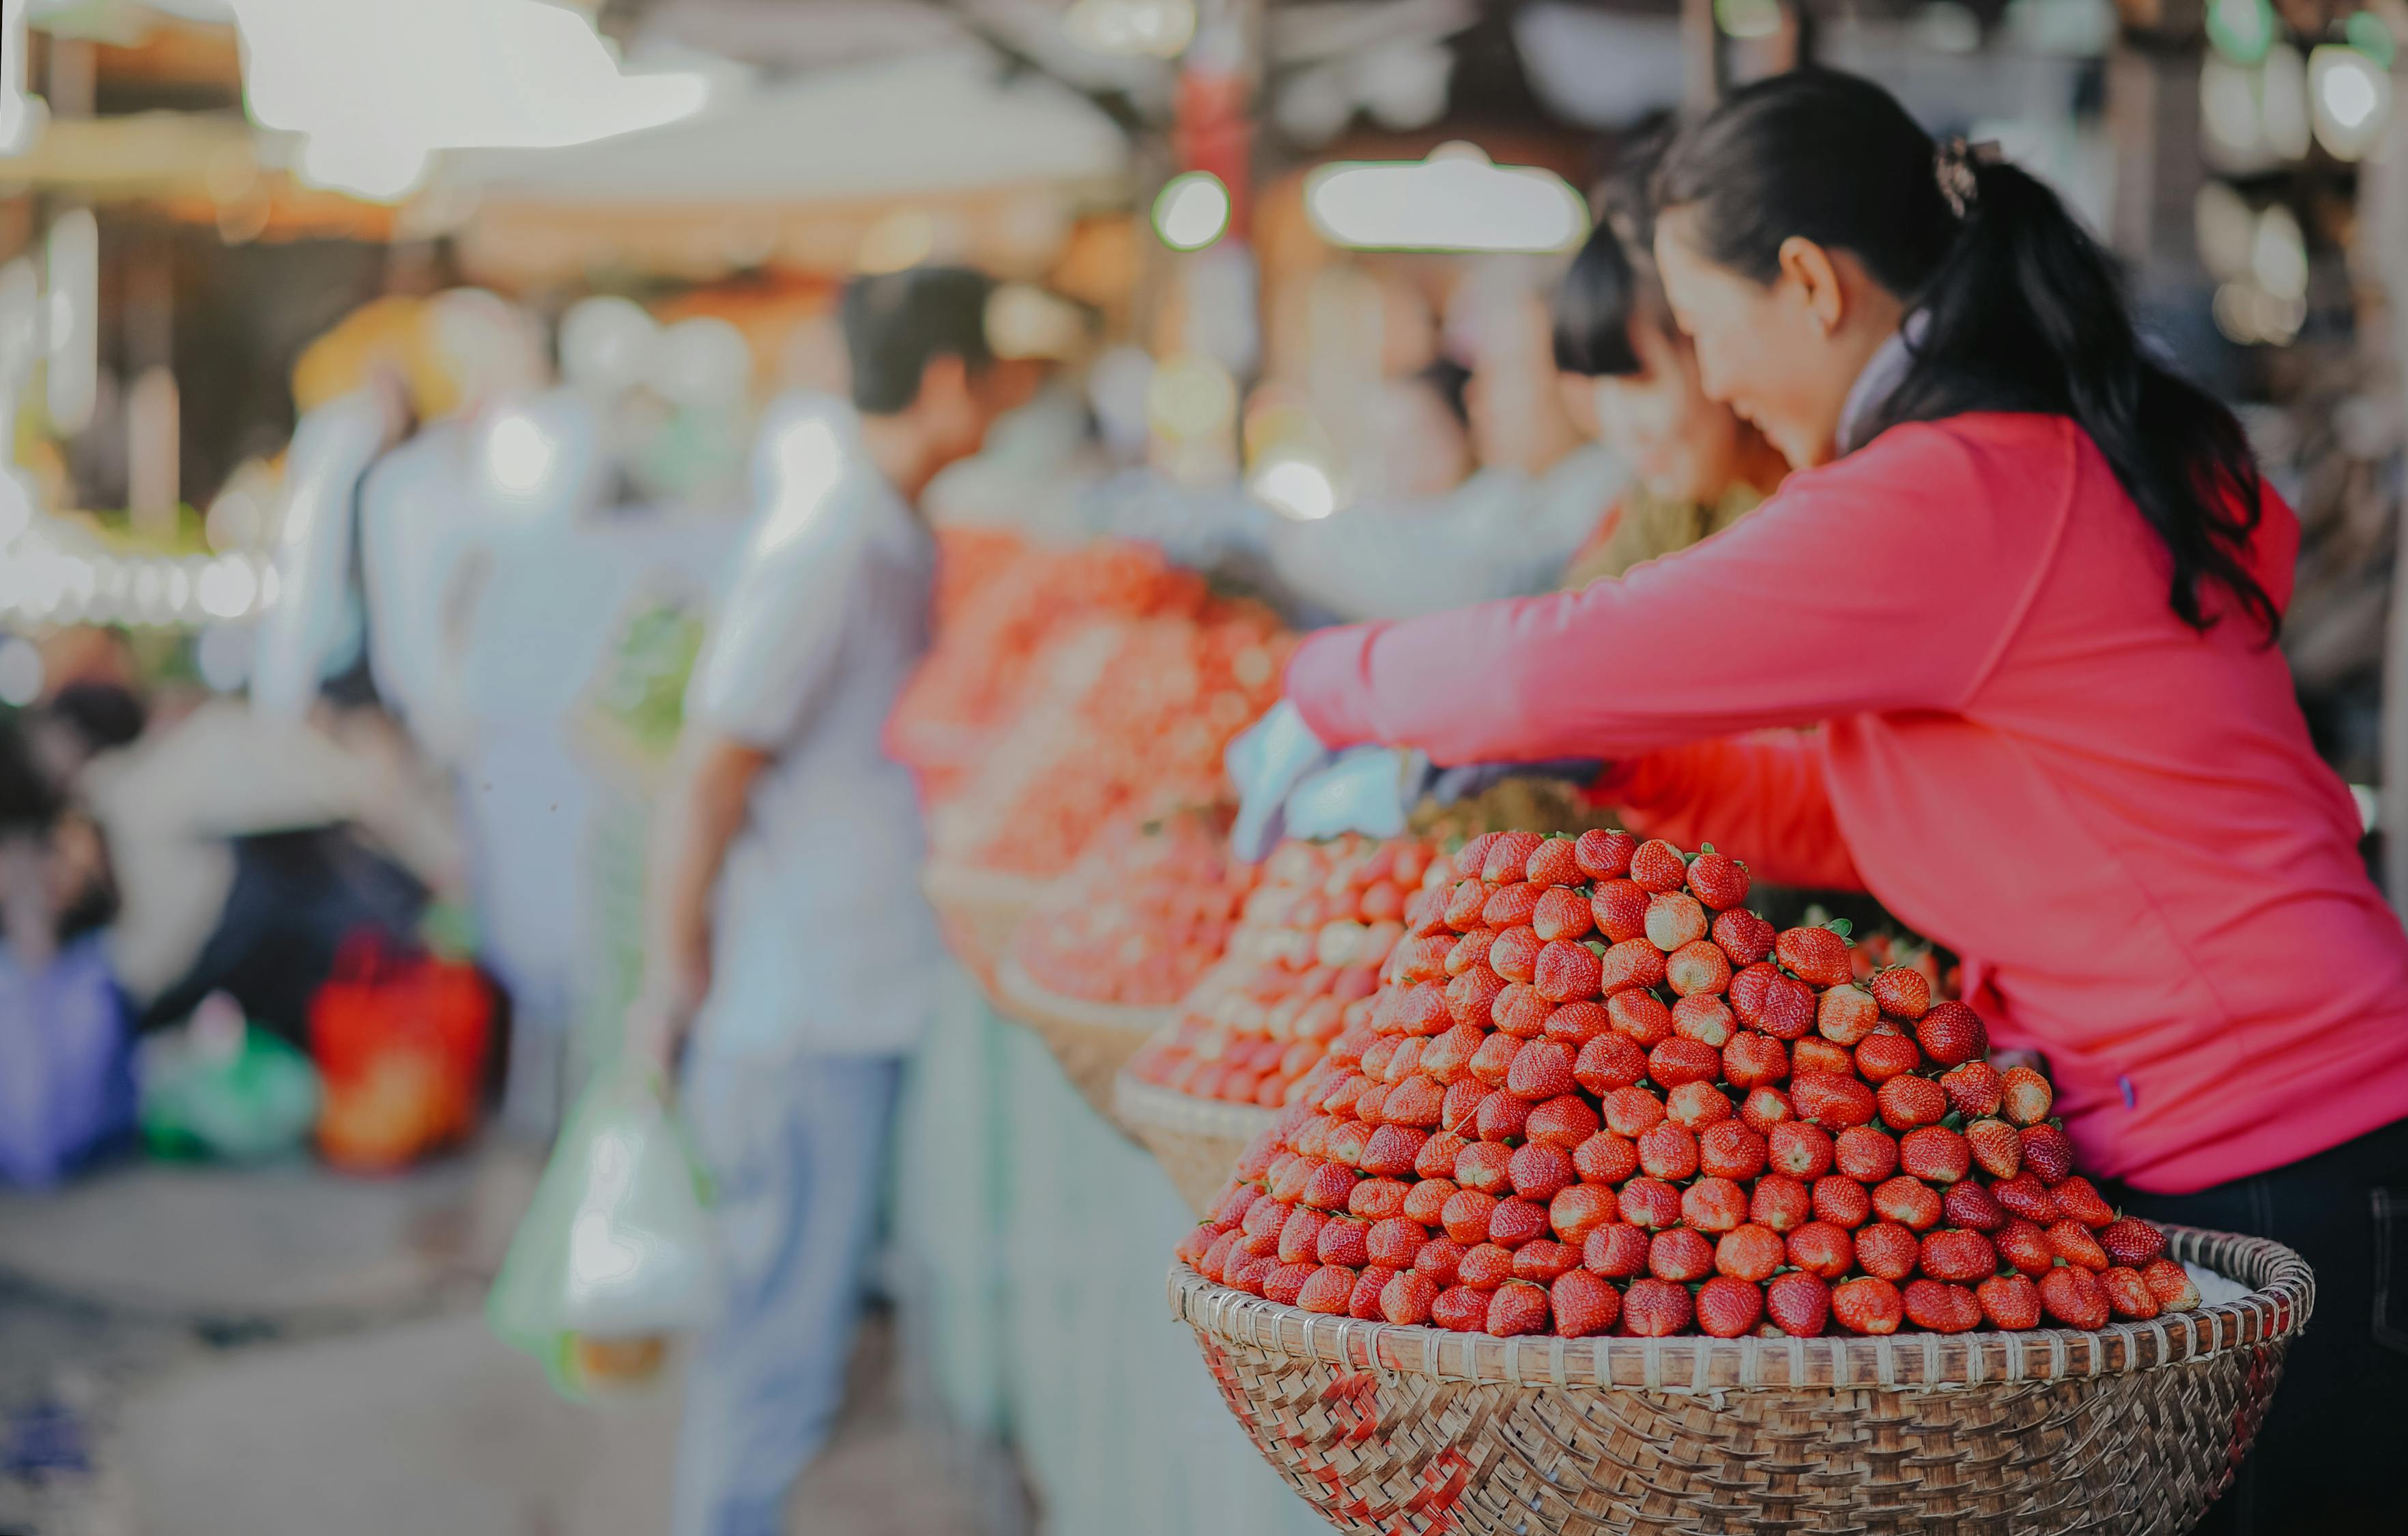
1173, 1227, 2309, 1535
993, 953, 1172, 1122
1115, 1070, 1274, 1214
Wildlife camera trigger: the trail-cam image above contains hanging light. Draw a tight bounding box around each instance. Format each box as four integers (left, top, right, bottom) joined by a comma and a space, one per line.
2309, 43, 2392, 159
1063, 0, 1196, 58
1305, 144, 1588, 255
2207, 0, 2278, 63
1153, 171, 1231, 252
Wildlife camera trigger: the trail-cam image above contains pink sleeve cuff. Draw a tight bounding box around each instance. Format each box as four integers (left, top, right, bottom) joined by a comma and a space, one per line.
1284, 625, 1383, 748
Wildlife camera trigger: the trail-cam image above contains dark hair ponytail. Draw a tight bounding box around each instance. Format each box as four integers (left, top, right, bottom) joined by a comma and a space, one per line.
1553, 132, 1672, 378
1655, 69, 2277, 638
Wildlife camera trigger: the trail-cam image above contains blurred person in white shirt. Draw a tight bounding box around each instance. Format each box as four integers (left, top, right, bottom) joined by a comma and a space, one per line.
632, 266, 1039, 1536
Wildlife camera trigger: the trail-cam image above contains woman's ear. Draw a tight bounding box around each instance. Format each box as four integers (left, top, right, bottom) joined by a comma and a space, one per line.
1775, 236, 1847, 336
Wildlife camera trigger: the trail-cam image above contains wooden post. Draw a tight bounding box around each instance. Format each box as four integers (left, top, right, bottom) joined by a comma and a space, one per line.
1682, 0, 1719, 109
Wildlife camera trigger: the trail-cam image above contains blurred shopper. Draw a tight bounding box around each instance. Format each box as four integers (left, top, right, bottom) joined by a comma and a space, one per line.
1552, 150, 1788, 586
1237, 71, 2407, 1533
633, 266, 1036, 1536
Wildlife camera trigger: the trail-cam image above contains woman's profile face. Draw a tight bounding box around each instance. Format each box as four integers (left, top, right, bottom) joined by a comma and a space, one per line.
1654, 206, 1858, 470
1584, 319, 1745, 506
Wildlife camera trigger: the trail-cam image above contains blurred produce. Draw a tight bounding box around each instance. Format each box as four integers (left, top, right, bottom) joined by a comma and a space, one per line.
137, 993, 321, 1163
1010, 806, 1259, 1006
308, 935, 495, 1173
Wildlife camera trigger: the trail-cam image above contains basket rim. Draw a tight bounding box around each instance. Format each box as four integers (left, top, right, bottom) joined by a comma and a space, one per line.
1115, 1069, 1280, 1139
994, 951, 1179, 1036
1170, 1225, 2312, 1394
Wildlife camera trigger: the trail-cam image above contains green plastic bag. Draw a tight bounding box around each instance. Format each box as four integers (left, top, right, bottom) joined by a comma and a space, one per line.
137, 996, 321, 1163
486, 1063, 719, 1400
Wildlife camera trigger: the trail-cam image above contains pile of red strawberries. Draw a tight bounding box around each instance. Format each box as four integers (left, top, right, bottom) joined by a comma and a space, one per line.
1176, 830, 2203, 1339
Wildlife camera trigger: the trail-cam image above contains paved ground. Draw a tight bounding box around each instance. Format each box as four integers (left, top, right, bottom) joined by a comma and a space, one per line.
0, 1148, 1015, 1536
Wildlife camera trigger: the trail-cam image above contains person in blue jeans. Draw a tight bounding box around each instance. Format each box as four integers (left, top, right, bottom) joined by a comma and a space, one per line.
633, 266, 1040, 1536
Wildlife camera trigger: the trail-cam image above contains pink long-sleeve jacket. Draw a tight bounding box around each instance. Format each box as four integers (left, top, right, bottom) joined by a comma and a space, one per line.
1287, 412, 2408, 1193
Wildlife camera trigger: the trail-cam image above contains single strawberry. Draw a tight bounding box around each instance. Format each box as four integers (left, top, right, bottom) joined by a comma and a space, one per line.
1415, 1137, 1468, 1191
1583, 1222, 1652, 1278
1513, 1240, 1581, 1285
2051, 1176, 2117, 1228
1786, 1221, 1857, 1279
1441, 1188, 1500, 1244
1817, 985, 1880, 1046
1457, 1242, 1515, 1290
1791, 1072, 1878, 1130
1392, 933, 1456, 984
1212, 1182, 1261, 1229
1667, 939, 1734, 998
1993, 1217, 2056, 1277
1869, 967, 1931, 1021
1482, 881, 1545, 930
1941, 1180, 2006, 1232
1199, 1231, 1242, 1282
1304, 1162, 1358, 1212
1965, 1118, 2023, 1180
1481, 831, 1545, 884
2020, 1124, 2076, 1184
1628, 838, 1687, 893
2038, 1265, 2110, 1329
1509, 1143, 1576, 1203
1768, 1121, 1836, 1179
1366, 1217, 1427, 1268
1445, 928, 1499, 978
1548, 1184, 1618, 1245
1316, 1219, 1373, 1269
1740, 1086, 1796, 1134
1757, 973, 1818, 1041
1573, 1034, 1649, 1097
1722, 1032, 1790, 1092
1279, 1206, 1332, 1265
1649, 1227, 1717, 1282
1645, 892, 1710, 952
1873, 1176, 1944, 1231
1856, 1033, 1925, 1084
1360, 1124, 1428, 1178
1765, 1271, 1831, 1337
1791, 1036, 1854, 1076
1592, 880, 1650, 943
1914, 1001, 1988, 1067
1618, 1177, 1685, 1229
1999, 1066, 2054, 1126
1457, 1139, 1515, 1191
1227, 1254, 1276, 1296
1637, 1122, 1702, 1182
1878, 1078, 1950, 1137
1175, 1224, 1215, 1268
1991, 1173, 2061, 1225
1811, 1176, 1873, 1229
1348, 1265, 1396, 1320
1681, 1176, 1751, 1234
1453, 834, 1502, 881
2047, 1219, 2110, 1271
1533, 939, 1605, 1004
2099, 1217, 2168, 1268
1550, 1268, 1620, 1337
1405, 887, 1453, 940
1776, 925, 1854, 988
1692, 1275, 1763, 1337
1900, 1126, 1971, 1184
1834, 1125, 1901, 1183
1648, 1037, 1722, 1088
1715, 1223, 1786, 1283
1621, 1277, 1695, 1337
1506, 1038, 1577, 1101
1903, 1279, 1984, 1334
1919, 1228, 1997, 1284
1263, 1262, 1319, 1307
1939, 1061, 2005, 1120
1414, 1238, 1467, 1286
1523, 1095, 1600, 1152
1525, 836, 1583, 889
1545, 1000, 1611, 1045
1671, 994, 1737, 1049
1442, 879, 1490, 932
1573, 829, 1636, 882
1420, 1023, 1487, 1085
1605, 990, 1674, 1049
1712, 907, 1777, 967
2141, 1257, 2201, 1311
1749, 1174, 1814, 1233
1448, 965, 1513, 1024
1430, 1285, 1489, 1332
1572, 1129, 1639, 1184
1699, 1120, 1769, 1180
1854, 1221, 1921, 1281
1599, 938, 1670, 996
1383, 1075, 1447, 1130
1532, 885, 1595, 943
1977, 1272, 2043, 1331
2099, 1266, 2160, 1320
1831, 1276, 1905, 1335
1242, 1194, 1292, 1242
1665, 1081, 1736, 1130
1465, 1034, 1519, 1092
1490, 984, 1553, 1040
1326, 1120, 1373, 1169
1603, 1085, 1669, 1138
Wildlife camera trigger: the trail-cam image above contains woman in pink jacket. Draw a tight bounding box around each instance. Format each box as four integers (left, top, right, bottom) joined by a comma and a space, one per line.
1254, 71, 2406, 1534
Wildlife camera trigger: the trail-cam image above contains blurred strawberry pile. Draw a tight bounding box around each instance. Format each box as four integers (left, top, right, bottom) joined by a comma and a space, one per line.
1126, 836, 1446, 1108
1010, 807, 1262, 1006
891, 535, 1218, 805
1178, 829, 2198, 1339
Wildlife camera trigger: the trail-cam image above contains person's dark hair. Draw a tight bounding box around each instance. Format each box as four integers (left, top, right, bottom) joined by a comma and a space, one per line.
839, 266, 997, 415
1418, 358, 1472, 430
1654, 69, 2276, 636
46, 683, 147, 759
1553, 130, 1674, 378
0, 714, 58, 831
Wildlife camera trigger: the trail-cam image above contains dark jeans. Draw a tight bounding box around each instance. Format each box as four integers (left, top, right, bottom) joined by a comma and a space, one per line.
2107, 1118, 2408, 1536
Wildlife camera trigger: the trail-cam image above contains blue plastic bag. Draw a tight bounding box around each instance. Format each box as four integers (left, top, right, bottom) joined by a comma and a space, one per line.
0, 938, 135, 1189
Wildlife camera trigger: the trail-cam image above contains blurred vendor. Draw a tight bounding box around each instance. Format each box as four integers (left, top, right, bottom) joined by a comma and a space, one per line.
1552, 147, 1788, 587
634, 266, 1038, 1536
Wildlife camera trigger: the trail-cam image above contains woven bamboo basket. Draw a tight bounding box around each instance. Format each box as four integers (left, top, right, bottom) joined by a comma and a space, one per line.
921, 862, 1044, 993
992, 952, 1174, 1124
1173, 1226, 2310, 1536
1115, 1070, 1276, 1215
